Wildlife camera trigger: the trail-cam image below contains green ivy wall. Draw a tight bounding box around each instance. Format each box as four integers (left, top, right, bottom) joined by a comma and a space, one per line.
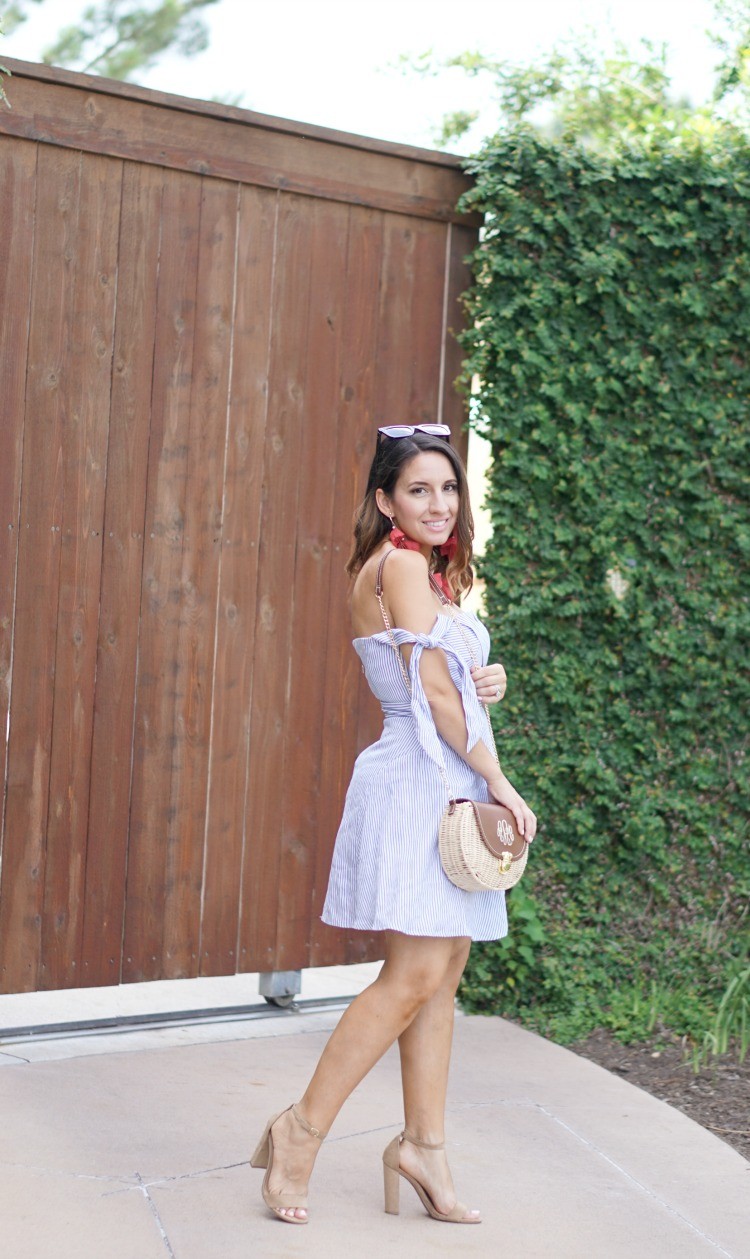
458, 134, 750, 1045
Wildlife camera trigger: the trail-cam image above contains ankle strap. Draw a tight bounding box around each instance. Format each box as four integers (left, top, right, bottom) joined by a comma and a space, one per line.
291, 1103, 326, 1141
401, 1129, 444, 1151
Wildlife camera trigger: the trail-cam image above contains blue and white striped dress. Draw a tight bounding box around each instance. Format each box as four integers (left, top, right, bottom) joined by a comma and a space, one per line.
321, 608, 508, 941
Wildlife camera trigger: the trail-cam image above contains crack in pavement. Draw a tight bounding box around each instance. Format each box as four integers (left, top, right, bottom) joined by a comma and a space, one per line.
135, 1172, 176, 1258
535, 1102, 738, 1259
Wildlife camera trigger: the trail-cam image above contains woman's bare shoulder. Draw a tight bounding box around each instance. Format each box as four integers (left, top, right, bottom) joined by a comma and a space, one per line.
380, 547, 429, 574
350, 546, 431, 637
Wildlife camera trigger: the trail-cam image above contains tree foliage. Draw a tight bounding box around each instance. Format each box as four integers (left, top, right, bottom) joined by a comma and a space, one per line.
403, 1, 750, 150
1, 0, 218, 81
711, 0, 750, 125
456, 131, 750, 1047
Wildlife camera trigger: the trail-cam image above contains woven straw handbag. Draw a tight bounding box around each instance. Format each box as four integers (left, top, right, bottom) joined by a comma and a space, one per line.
438, 798, 529, 891
375, 552, 531, 893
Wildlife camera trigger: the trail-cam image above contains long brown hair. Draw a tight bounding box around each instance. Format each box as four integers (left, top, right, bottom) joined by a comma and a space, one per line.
347, 431, 474, 598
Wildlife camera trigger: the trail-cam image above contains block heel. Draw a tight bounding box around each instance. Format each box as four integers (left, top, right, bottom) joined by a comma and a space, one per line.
383, 1137, 401, 1214
382, 1130, 481, 1224
249, 1113, 276, 1170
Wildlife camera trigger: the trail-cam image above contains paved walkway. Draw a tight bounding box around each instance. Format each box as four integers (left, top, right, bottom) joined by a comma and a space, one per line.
1, 963, 748, 1259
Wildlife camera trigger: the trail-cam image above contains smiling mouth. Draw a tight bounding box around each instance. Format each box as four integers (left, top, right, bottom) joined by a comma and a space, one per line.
423, 520, 450, 530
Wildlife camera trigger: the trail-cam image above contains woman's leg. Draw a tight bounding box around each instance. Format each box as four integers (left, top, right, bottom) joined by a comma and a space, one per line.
263, 932, 463, 1218
396, 937, 478, 1219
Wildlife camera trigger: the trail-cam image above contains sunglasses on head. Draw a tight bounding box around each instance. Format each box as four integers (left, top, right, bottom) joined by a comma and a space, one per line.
377, 424, 452, 442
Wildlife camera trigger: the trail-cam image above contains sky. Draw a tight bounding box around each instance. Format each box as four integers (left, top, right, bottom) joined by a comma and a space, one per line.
2, 0, 721, 152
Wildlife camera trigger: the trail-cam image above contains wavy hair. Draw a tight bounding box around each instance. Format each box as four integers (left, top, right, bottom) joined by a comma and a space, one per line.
347, 430, 474, 598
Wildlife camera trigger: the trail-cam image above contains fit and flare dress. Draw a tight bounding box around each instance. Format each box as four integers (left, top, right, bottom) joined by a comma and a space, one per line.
321, 607, 508, 941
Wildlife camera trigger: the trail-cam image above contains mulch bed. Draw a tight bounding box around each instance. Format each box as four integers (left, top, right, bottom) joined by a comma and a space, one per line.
571, 1029, 750, 1162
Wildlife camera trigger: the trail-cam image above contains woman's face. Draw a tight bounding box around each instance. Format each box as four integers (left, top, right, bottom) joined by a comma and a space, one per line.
376, 451, 459, 559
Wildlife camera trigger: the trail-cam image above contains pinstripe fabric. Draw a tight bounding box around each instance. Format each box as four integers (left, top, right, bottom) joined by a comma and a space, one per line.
321, 609, 508, 941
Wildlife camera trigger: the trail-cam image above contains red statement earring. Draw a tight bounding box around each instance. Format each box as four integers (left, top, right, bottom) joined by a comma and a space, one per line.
388, 517, 421, 553
439, 531, 458, 561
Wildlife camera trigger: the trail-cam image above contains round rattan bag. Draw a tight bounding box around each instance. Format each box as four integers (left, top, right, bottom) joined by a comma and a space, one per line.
438, 799, 529, 892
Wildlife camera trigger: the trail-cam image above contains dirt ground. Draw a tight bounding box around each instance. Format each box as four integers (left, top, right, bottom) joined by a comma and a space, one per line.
572, 1030, 750, 1162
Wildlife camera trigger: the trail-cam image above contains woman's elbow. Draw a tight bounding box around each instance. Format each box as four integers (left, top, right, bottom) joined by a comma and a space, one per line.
425, 687, 460, 718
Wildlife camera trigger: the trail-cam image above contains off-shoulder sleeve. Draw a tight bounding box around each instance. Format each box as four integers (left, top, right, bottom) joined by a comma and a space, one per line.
387, 616, 491, 772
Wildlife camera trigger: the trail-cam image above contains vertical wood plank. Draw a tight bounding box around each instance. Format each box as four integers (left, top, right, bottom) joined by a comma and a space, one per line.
274, 196, 350, 971
0, 146, 80, 992
160, 176, 238, 978
40, 153, 122, 990
121, 167, 202, 984
409, 218, 451, 422
200, 185, 278, 977
80, 162, 163, 987
0, 139, 36, 894
309, 205, 386, 966
371, 214, 416, 428
239, 193, 313, 973
440, 222, 475, 450
373, 215, 447, 425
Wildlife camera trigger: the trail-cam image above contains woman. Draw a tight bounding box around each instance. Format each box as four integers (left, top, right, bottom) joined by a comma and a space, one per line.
251, 424, 537, 1225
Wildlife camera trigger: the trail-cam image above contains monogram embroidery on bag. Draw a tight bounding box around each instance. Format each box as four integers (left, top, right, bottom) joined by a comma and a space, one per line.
496, 819, 514, 847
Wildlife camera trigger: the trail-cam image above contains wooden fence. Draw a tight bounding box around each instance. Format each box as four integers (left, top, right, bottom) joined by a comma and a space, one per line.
0, 60, 478, 993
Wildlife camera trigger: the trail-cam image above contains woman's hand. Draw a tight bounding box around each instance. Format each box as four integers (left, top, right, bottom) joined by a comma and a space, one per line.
488, 773, 537, 842
471, 661, 507, 705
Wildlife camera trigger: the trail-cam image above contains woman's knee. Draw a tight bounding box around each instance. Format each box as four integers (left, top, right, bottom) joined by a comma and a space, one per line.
384, 965, 444, 1017
380, 936, 470, 1014
448, 937, 472, 980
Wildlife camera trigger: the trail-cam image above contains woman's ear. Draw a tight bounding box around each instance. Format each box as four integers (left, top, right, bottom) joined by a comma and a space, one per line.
375, 488, 392, 520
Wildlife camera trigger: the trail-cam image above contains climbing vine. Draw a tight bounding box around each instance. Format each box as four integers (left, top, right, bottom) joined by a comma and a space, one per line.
457, 132, 750, 1046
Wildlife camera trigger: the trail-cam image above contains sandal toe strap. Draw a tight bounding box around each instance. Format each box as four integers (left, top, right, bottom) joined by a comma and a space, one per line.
265, 1189, 309, 1208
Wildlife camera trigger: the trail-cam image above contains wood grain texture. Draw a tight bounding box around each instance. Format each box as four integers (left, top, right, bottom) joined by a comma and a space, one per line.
239, 193, 313, 973
440, 223, 475, 438
199, 185, 278, 977
0, 138, 36, 887
0, 68, 479, 227
0, 70, 477, 991
159, 176, 238, 979
0, 146, 80, 991
121, 168, 202, 984
1, 58, 468, 169
309, 205, 386, 968
274, 196, 350, 971
81, 162, 163, 987
40, 152, 122, 990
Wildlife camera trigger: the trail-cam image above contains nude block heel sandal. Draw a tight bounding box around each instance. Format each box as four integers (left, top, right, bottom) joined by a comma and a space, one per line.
250, 1103, 326, 1224
382, 1130, 481, 1224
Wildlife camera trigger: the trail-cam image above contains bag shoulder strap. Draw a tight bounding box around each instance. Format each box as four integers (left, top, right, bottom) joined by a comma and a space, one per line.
375, 549, 391, 600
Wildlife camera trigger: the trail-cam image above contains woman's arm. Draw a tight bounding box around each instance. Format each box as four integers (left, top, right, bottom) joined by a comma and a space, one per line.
382, 552, 535, 838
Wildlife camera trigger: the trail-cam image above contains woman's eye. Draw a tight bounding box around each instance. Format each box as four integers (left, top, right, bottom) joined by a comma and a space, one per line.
409, 483, 458, 495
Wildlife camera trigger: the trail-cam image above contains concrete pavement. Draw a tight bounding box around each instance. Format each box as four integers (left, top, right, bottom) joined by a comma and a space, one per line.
1, 962, 748, 1259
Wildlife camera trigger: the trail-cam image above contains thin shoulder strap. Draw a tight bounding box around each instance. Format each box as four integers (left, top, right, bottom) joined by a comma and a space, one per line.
373, 551, 411, 692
